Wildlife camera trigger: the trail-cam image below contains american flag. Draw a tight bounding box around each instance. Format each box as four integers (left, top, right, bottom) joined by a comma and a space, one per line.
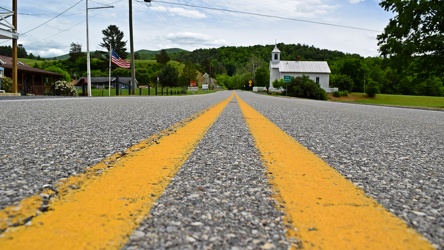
111, 50, 130, 69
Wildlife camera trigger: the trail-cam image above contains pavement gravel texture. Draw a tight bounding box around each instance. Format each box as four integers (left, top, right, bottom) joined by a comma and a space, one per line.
124, 96, 290, 250
236, 92, 443, 249
0, 91, 443, 249
0, 93, 230, 211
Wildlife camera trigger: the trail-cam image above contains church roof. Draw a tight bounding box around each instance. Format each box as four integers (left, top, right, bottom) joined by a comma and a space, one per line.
272, 45, 281, 53
272, 60, 331, 74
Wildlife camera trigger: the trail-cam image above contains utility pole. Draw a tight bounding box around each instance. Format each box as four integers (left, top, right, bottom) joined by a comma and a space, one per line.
86, 1, 113, 97
12, 0, 17, 93
129, 0, 136, 95
86, 0, 91, 96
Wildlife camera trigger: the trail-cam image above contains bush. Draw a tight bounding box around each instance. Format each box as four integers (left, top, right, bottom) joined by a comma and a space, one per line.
0, 77, 12, 92
46, 80, 78, 96
333, 90, 349, 97
365, 79, 379, 98
287, 75, 327, 100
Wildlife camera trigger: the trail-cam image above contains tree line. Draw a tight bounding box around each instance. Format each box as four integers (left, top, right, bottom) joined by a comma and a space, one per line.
1, 0, 442, 97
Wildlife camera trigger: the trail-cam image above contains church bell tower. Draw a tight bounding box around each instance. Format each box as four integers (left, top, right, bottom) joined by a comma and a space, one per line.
271, 44, 281, 64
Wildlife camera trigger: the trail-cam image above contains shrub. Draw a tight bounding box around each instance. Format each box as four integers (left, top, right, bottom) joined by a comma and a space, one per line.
0, 77, 12, 92
287, 75, 327, 100
46, 80, 78, 96
365, 79, 379, 98
333, 91, 341, 97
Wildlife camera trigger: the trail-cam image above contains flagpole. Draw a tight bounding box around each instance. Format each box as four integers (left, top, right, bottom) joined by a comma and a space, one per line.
109, 44, 111, 97
129, 0, 136, 95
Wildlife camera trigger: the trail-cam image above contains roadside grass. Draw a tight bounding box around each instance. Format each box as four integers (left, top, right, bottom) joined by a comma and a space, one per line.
329, 93, 444, 110
77, 87, 217, 97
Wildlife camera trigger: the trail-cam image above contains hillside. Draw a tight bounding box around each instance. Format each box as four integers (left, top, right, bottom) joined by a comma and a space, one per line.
136, 48, 189, 60
45, 48, 189, 61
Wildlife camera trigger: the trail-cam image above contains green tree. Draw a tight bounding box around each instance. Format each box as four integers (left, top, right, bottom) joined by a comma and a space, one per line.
179, 62, 197, 87
159, 64, 178, 87
69, 42, 83, 62
43, 66, 71, 82
339, 57, 366, 92
112, 67, 131, 77
136, 68, 150, 85
377, 0, 444, 77
216, 74, 231, 89
18, 44, 28, 58
156, 49, 170, 65
330, 74, 354, 92
255, 67, 270, 87
418, 77, 443, 96
99, 25, 128, 59
272, 79, 285, 89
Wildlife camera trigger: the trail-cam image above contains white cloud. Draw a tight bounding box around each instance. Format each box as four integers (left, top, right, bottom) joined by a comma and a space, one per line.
348, 0, 365, 4
151, 6, 206, 19
165, 32, 228, 47
206, 0, 339, 19
38, 48, 65, 58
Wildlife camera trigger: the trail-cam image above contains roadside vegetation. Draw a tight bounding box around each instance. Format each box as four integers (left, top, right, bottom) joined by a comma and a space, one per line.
329, 93, 444, 110
1, 1, 442, 101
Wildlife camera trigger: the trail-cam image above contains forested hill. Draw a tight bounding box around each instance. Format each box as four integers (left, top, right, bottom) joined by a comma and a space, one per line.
136, 48, 188, 60
173, 43, 349, 68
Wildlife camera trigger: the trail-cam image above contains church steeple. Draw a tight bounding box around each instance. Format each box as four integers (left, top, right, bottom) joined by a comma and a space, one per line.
271, 44, 281, 63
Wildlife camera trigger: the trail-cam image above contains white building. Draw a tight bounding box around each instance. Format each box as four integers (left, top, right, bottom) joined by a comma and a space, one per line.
269, 45, 336, 92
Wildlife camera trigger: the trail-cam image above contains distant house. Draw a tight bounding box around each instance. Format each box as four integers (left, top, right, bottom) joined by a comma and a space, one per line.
269, 45, 335, 92
0, 55, 63, 95
76, 77, 138, 91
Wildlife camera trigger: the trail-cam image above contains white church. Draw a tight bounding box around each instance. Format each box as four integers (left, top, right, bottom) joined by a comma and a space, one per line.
269, 45, 336, 92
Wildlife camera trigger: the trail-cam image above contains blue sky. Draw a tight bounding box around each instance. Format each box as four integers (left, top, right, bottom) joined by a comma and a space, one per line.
0, 0, 394, 58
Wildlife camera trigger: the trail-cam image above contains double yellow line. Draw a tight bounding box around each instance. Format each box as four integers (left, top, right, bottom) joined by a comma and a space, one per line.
0, 93, 433, 249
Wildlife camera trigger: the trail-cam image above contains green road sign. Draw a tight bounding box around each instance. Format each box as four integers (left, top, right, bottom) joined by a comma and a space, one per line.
284, 75, 292, 82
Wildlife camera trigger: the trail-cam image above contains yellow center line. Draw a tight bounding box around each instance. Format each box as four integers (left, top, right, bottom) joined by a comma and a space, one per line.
0, 94, 233, 250
236, 94, 433, 249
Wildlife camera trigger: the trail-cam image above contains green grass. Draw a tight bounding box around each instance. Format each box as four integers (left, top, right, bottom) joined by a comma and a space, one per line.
78, 87, 217, 97
330, 93, 444, 109
19, 58, 56, 66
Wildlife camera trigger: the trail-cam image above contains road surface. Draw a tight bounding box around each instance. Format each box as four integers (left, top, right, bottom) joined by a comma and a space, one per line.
0, 91, 442, 249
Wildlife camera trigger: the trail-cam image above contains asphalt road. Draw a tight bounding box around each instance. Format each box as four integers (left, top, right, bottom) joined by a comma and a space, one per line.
0, 91, 442, 249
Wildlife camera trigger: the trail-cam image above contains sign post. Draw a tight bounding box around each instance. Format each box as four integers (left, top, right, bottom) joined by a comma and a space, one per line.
284, 75, 292, 96
0, 67, 3, 91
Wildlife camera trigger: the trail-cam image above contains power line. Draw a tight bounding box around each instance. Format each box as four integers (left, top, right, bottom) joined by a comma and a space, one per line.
1, 0, 121, 47
21, 0, 84, 36
154, 0, 382, 33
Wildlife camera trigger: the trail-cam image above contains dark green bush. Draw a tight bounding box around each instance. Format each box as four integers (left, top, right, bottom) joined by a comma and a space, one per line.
332, 90, 348, 98
287, 75, 327, 100
365, 79, 379, 98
